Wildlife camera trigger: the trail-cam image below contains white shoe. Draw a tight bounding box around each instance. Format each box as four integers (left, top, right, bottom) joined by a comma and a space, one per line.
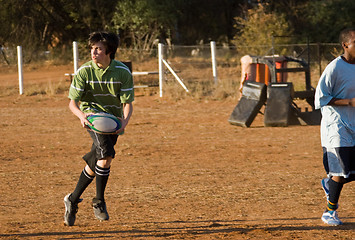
321, 210, 343, 226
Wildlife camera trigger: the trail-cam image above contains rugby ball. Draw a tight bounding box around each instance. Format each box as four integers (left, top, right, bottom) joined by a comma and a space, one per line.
86, 113, 121, 134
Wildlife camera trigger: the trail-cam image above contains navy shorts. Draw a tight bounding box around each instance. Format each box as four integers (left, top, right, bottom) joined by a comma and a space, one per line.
83, 130, 119, 172
323, 146, 355, 178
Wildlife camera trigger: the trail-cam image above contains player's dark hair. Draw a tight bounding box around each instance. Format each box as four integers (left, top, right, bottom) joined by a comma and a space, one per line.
339, 27, 355, 46
88, 31, 120, 59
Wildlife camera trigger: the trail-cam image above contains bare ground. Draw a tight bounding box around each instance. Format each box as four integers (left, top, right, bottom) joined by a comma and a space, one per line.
0, 65, 354, 239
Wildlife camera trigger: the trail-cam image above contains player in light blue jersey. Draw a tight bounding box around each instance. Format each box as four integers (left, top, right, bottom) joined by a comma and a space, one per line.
315, 27, 355, 226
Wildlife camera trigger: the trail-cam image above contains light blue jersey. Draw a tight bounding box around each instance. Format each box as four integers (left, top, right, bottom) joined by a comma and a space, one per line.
315, 56, 355, 148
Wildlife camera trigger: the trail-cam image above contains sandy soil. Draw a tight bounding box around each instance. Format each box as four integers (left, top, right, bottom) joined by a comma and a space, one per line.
0, 66, 354, 239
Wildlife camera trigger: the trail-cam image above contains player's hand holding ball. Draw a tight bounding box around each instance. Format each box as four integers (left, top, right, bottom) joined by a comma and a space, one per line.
114, 117, 125, 134
80, 112, 94, 129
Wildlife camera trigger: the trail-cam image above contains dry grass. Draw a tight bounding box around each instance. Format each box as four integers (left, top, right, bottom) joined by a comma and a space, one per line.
0, 57, 326, 101
23, 80, 69, 96
0, 80, 69, 97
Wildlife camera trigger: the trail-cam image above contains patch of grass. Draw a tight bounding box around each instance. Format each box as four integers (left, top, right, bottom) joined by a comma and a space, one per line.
24, 80, 68, 96
0, 86, 19, 96
161, 78, 240, 101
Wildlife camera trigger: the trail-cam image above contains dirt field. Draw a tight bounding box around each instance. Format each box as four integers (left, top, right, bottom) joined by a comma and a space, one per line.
0, 65, 355, 239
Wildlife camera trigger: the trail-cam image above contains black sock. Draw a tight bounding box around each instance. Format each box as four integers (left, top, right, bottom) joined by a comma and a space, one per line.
69, 168, 95, 203
327, 178, 343, 211
95, 165, 110, 201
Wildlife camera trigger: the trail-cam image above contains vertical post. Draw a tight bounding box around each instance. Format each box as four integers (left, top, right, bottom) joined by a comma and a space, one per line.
17, 46, 24, 95
317, 42, 322, 78
271, 36, 276, 84
210, 41, 218, 84
158, 43, 164, 97
73, 41, 79, 73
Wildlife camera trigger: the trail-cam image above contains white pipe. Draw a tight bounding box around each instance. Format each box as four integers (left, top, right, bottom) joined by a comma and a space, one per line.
162, 59, 189, 92
17, 46, 23, 95
158, 43, 164, 97
210, 41, 218, 84
73, 41, 79, 73
132, 71, 159, 76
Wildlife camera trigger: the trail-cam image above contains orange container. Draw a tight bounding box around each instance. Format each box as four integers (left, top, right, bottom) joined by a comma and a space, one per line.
256, 63, 270, 85
275, 61, 288, 82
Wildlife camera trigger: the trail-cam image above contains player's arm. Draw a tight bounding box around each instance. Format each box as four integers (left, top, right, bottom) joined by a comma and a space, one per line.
68, 99, 92, 128
116, 102, 133, 133
328, 98, 355, 107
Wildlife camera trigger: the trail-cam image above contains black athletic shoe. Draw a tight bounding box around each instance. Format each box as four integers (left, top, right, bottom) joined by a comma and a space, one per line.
63, 193, 82, 226
92, 198, 109, 221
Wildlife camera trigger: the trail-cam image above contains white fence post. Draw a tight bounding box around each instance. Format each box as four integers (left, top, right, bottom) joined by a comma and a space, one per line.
210, 41, 218, 84
158, 43, 164, 97
73, 41, 79, 73
158, 43, 189, 96
17, 46, 24, 95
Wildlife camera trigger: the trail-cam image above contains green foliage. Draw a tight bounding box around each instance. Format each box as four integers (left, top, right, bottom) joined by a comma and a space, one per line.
232, 3, 293, 56
111, 0, 178, 53
0, 0, 45, 48
306, 0, 355, 42
0, 0, 355, 62
0, 0, 118, 49
173, 0, 244, 45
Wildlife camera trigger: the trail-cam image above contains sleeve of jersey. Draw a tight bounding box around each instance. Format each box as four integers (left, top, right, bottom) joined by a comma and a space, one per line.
68, 70, 87, 101
314, 69, 334, 110
120, 73, 134, 103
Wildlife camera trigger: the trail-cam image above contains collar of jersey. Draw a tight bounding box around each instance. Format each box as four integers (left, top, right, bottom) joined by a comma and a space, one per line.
91, 60, 115, 72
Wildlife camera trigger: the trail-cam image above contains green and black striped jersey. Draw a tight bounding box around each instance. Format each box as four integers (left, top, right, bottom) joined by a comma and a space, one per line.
69, 60, 134, 119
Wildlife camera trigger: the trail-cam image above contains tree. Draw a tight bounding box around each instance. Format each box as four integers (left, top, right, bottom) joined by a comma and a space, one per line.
111, 0, 247, 48
263, 0, 310, 41
232, 3, 293, 56
173, 0, 246, 45
261, 0, 355, 43
306, 0, 355, 43
0, 0, 118, 51
111, 0, 178, 53
0, 0, 60, 62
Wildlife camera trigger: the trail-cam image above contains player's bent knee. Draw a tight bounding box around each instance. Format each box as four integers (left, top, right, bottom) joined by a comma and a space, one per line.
85, 165, 95, 176
97, 157, 113, 168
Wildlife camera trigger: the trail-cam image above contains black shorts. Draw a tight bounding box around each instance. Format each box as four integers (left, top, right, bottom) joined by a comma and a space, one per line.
83, 130, 119, 172
323, 146, 355, 178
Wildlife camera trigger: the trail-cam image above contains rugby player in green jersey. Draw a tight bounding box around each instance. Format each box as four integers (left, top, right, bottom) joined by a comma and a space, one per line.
64, 31, 134, 226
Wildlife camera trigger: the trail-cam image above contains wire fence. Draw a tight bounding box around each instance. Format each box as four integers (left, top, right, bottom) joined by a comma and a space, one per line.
0, 42, 342, 98
1, 42, 342, 67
